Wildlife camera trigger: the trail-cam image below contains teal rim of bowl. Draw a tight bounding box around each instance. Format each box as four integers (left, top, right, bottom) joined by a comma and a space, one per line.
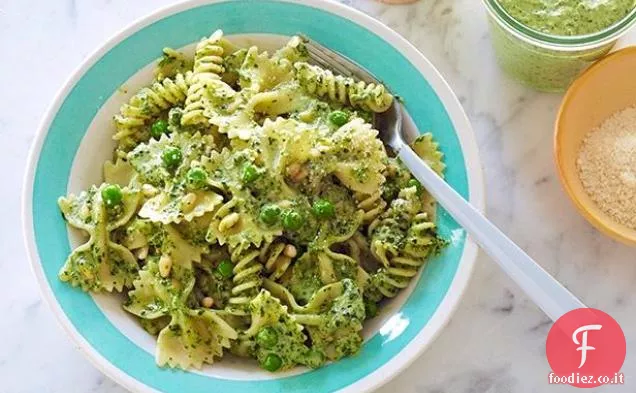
28, 1, 472, 392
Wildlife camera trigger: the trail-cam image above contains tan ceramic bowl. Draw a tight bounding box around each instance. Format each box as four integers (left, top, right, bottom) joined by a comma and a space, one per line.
555, 46, 636, 246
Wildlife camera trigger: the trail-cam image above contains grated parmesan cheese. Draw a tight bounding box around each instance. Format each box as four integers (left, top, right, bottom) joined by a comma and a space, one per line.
577, 106, 636, 230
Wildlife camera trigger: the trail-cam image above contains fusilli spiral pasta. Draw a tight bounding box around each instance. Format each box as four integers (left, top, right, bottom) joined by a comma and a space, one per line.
368, 192, 444, 299
356, 190, 387, 224
294, 62, 393, 112
260, 241, 295, 281
182, 30, 227, 126
114, 72, 192, 152
226, 246, 263, 315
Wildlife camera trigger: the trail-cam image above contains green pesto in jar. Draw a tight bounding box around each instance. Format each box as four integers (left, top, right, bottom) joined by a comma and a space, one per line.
497, 0, 636, 36
487, 17, 615, 92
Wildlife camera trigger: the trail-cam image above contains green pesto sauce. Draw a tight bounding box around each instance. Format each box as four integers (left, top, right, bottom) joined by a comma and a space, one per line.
307, 280, 364, 360
58, 35, 449, 373
497, 0, 636, 36
287, 253, 324, 304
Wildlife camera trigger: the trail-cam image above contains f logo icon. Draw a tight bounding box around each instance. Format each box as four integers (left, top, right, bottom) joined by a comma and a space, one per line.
546, 309, 625, 388
572, 324, 602, 368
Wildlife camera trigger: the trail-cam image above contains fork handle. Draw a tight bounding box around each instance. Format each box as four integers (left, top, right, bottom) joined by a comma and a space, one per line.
398, 146, 585, 321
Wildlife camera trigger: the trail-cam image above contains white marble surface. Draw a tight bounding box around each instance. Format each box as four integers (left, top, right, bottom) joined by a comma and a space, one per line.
2, 0, 636, 392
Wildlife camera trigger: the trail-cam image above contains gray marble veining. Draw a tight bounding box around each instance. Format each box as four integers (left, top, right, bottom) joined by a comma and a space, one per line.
2, 0, 635, 392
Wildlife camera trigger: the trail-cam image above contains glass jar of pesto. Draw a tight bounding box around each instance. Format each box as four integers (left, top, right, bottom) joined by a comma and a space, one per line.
483, 0, 636, 92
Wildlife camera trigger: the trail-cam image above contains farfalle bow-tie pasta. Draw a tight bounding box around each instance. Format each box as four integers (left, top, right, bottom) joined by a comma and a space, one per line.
57, 30, 447, 372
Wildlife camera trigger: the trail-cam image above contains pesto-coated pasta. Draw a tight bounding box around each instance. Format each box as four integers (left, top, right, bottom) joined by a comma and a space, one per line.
114, 72, 193, 154
226, 246, 263, 316
57, 31, 446, 373
182, 30, 227, 126
295, 62, 393, 112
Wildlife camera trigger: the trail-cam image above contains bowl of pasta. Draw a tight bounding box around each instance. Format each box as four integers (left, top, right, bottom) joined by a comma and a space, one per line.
22, 0, 484, 392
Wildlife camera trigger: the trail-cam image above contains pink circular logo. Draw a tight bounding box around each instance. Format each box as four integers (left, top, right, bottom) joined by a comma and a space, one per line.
546, 308, 626, 388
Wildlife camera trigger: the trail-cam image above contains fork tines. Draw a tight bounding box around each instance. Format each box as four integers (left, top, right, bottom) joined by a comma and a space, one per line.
300, 34, 379, 84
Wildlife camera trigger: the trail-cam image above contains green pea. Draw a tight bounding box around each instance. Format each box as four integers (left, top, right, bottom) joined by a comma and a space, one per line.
365, 300, 378, 319
101, 184, 123, 208
186, 167, 208, 189
256, 327, 278, 349
261, 353, 283, 372
328, 110, 349, 127
282, 210, 303, 231
150, 119, 169, 139
216, 259, 234, 278
311, 199, 335, 219
260, 204, 281, 225
242, 164, 260, 183
162, 146, 183, 169
406, 178, 423, 196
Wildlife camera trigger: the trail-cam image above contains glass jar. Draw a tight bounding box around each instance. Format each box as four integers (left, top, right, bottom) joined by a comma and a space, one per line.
483, 0, 636, 92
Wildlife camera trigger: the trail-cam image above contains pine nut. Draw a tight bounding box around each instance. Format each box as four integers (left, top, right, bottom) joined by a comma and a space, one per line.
158, 254, 172, 277
201, 297, 214, 308
142, 184, 158, 197
283, 244, 297, 258
136, 246, 149, 260
181, 192, 197, 212
218, 212, 240, 232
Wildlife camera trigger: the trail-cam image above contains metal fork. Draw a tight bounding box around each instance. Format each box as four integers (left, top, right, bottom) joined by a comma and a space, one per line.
303, 36, 585, 322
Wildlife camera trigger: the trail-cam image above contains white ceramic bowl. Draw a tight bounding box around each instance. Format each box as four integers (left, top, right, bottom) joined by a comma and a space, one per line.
22, 1, 484, 392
